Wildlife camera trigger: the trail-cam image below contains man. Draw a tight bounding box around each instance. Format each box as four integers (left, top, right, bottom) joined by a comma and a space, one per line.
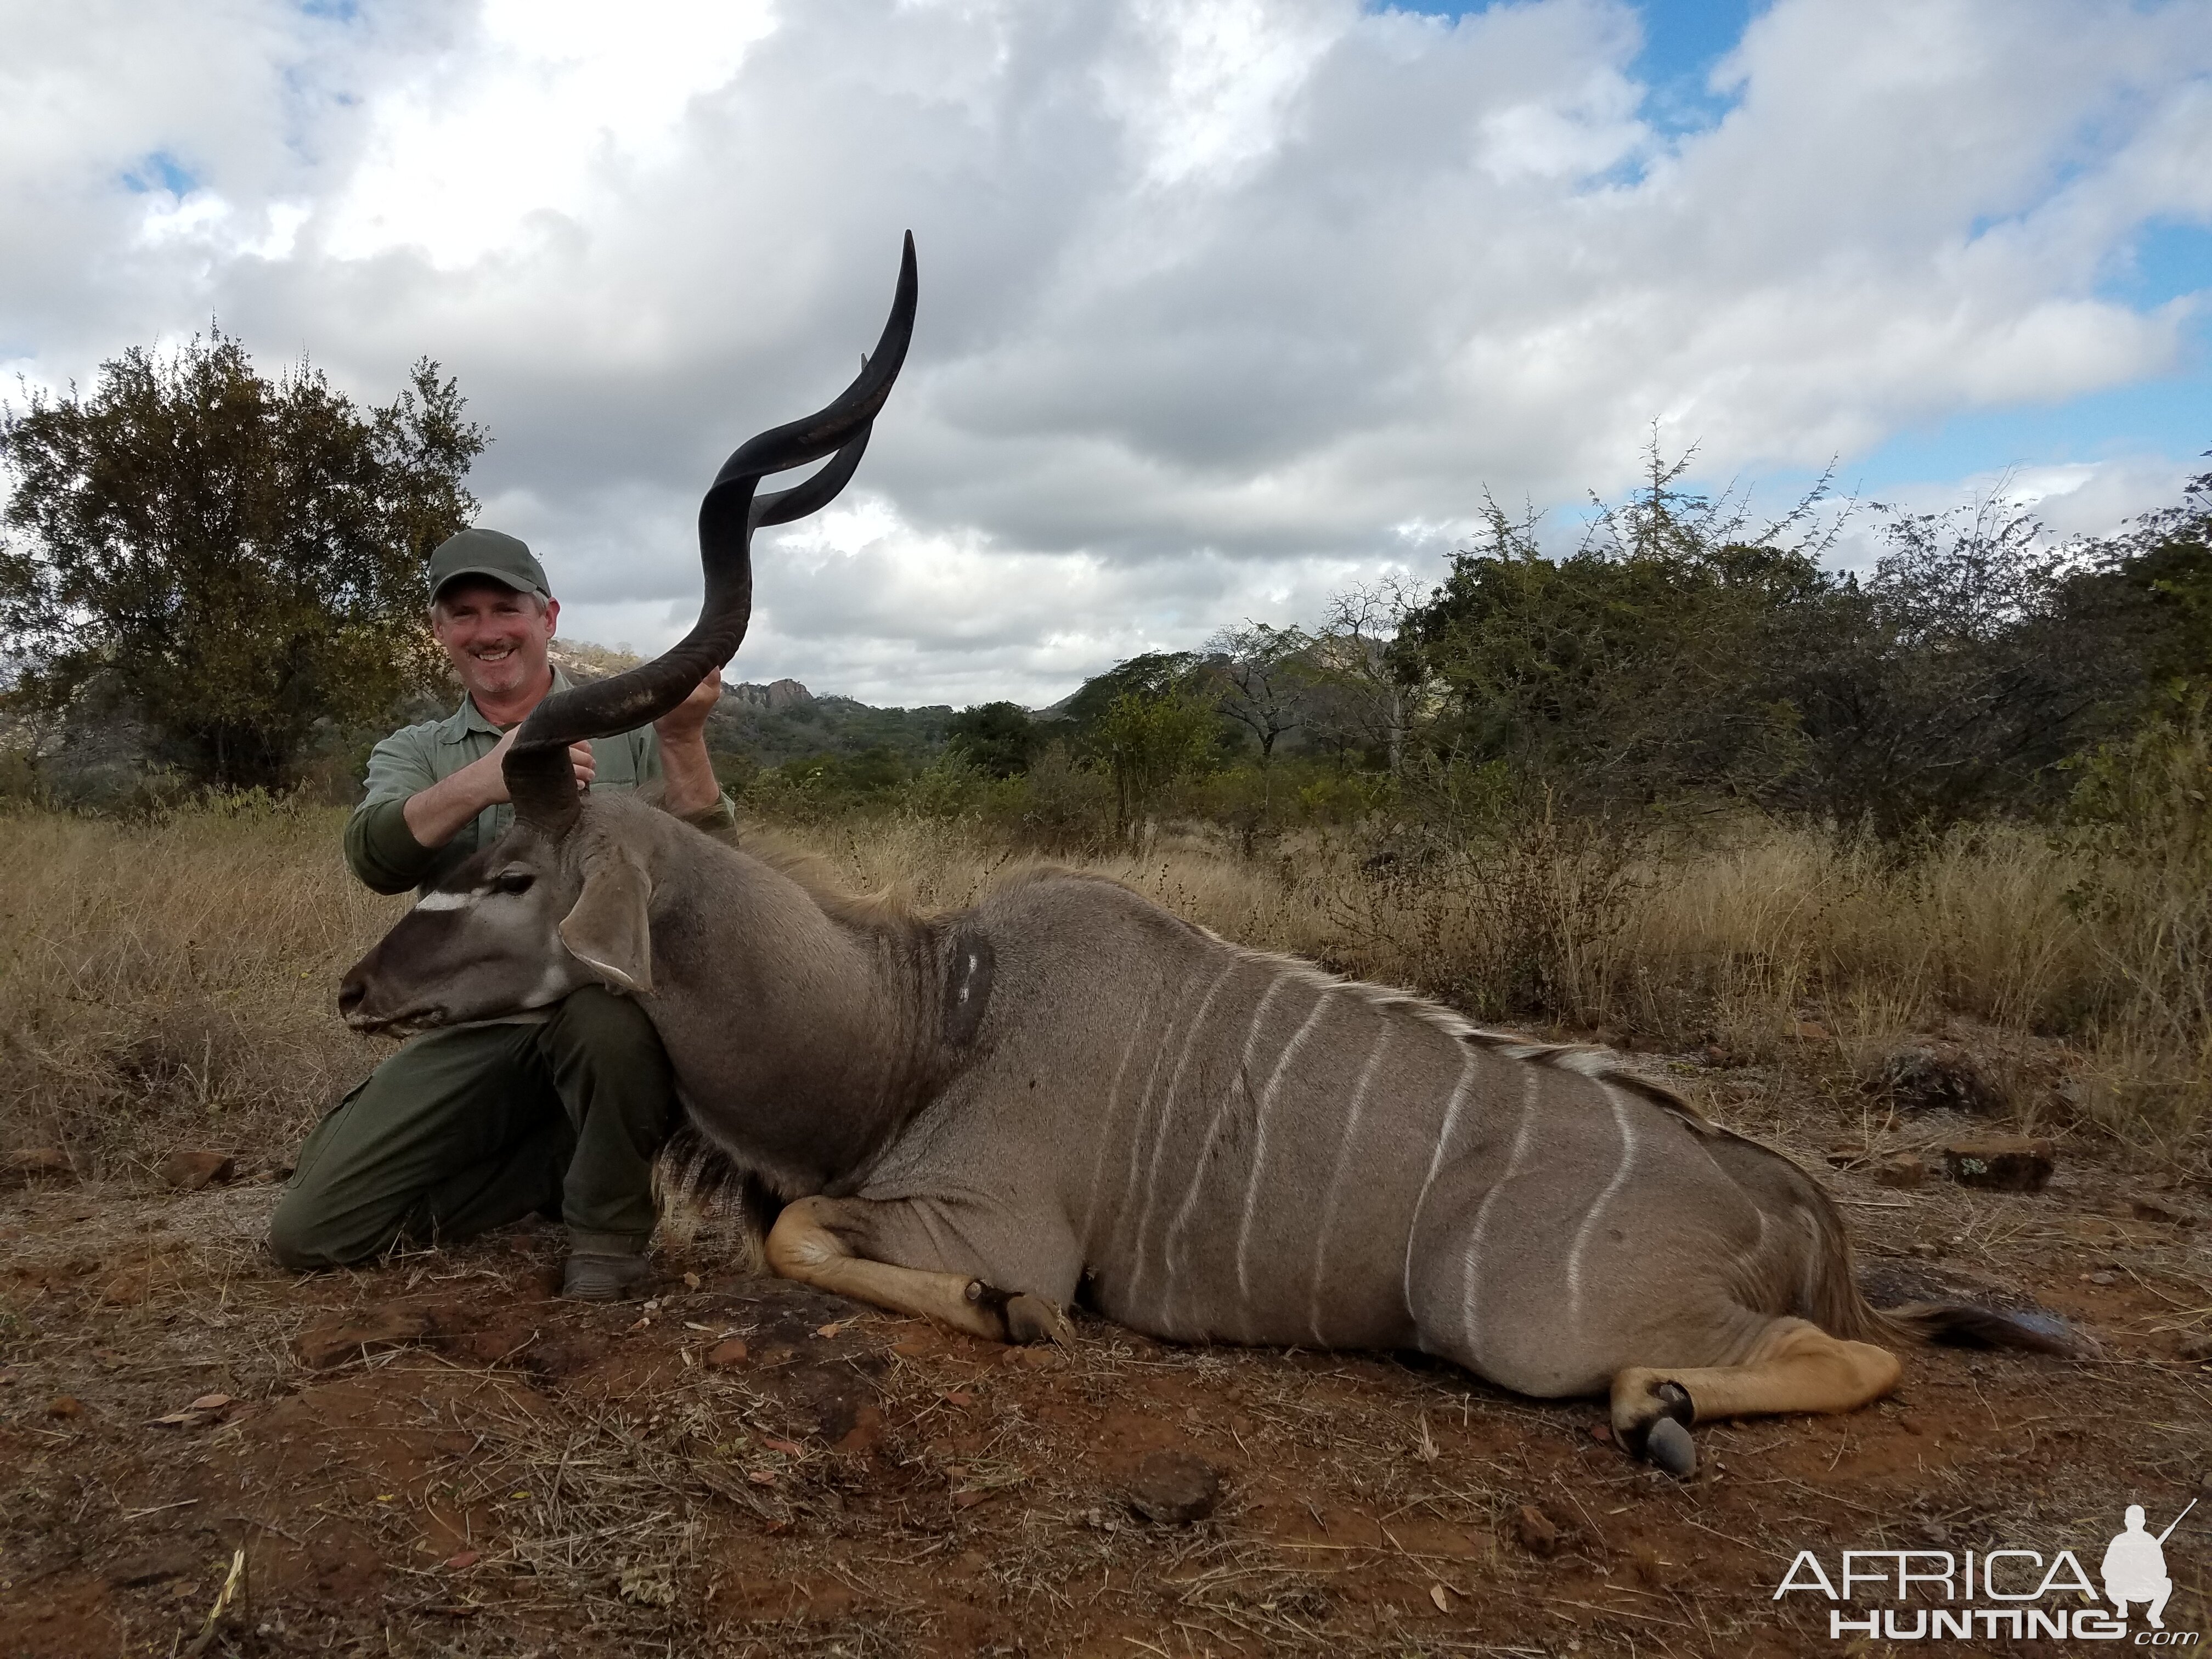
268, 528, 736, 1299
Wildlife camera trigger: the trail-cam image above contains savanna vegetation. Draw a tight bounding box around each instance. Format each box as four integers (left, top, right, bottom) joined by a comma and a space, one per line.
2, 334, 2207, 1167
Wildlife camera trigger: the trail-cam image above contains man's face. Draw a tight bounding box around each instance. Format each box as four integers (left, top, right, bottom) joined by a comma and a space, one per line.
431, 579, 560, 707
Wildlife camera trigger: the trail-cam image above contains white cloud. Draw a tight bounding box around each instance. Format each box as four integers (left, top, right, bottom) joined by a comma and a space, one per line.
3, 0, 2209, 707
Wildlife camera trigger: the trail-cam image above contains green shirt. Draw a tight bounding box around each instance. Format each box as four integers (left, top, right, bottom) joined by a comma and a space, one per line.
343, 669, 736, 894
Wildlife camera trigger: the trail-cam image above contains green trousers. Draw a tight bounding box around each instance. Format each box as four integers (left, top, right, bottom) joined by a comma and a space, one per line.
268, 987, 673, 1269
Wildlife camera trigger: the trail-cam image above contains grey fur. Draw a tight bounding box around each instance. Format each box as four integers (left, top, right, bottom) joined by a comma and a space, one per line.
343, 803, 2076, 1404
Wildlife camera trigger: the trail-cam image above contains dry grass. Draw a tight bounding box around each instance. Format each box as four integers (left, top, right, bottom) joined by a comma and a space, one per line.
0, 799, 405, 1170
3, 803, 2203, 1177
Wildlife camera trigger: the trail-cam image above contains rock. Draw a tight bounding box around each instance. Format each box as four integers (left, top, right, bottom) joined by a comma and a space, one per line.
2176, 1333, 2212, 1362
46, 1395, 82, 1419
1825, 1143, 1866, 1169
160, 1150, 236, 1191
1874, 1153, 1929, 1189
1511, 1504, 1561, 1556
706, 1338, 749, 1369
1941, 1136, 2055, 1193
1793, 1019, 1831, 1043
294, 1306, 435, 1370
2, 1148, 76, 1185
1126, 1451, 1221, 1525
1872, 1044, 2005, 1115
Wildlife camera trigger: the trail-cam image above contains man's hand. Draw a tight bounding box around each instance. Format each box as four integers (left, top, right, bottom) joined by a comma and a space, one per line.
402, 730, 595, 848
653, 666, 722, 742
655, 667, 724, 817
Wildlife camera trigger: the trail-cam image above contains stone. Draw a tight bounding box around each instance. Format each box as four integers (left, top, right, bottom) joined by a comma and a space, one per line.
705, 1339, 749, 1369
160, 1150, 236, 1191
46, 1395, 82, 1419
1512, 1504, 1561, 1556
1941, 1137, 2055, 1193
1873, 1044, 2006, 1115
2176, 1333, 2212, 1362
294, 1306, 435, 1370
1874, 1153, 1929, 1189
3, 1148, 77, 1184
1126, 1451, 1221, 1525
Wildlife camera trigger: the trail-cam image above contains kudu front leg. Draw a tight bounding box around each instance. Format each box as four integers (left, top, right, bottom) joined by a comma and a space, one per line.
764, 1195, 1073, 1346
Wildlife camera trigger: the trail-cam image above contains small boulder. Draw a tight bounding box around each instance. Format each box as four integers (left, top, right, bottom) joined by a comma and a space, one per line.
160, 1150, 236, 1191
705, 1338, 749, 1370
1126, 1451, 1221, 1525
1942, 1137, 2055, 1194
46, 1395, 83, 1419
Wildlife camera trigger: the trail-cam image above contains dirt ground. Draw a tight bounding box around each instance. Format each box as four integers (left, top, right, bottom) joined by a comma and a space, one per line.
4, 1066, 2208, 1658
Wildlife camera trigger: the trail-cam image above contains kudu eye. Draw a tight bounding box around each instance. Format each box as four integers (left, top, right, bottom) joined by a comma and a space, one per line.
492, 869, 536, 896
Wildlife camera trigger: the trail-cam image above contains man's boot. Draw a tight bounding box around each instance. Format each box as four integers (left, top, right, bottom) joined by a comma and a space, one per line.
561, 1251, 652, 1301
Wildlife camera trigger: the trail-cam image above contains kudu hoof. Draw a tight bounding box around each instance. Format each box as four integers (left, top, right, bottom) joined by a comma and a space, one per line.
1631, 1381, 1697, 1477
1643, 1416, 1697, 1478
963, 1280, 1073, 1346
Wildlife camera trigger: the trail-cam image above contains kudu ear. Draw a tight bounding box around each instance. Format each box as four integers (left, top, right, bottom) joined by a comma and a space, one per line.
557, 845, 655, 996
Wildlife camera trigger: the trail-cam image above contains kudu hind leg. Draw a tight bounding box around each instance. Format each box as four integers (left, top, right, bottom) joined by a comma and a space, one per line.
1611, 1317, 1901, 1449
765, 1195, 1073, 1346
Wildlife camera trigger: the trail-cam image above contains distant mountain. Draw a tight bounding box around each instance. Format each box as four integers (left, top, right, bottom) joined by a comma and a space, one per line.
551, 641, 954, 769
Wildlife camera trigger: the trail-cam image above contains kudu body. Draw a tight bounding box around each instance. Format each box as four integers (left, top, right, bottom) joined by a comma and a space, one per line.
341, 237, 2077, 1474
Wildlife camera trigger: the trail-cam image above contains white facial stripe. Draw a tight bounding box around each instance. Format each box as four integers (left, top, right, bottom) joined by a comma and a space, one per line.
412, 890, 479, 912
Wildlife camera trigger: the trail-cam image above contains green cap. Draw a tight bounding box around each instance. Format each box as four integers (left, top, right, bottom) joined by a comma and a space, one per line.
426, 528, 551, 603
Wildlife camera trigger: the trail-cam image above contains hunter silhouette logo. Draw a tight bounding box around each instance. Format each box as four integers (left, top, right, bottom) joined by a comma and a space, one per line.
2106, 1501, 2193, 1631
1774, 1498, 2200, 1642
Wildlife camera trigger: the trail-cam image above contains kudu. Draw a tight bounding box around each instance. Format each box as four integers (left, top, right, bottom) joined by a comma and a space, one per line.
340, 234, 2080, 1475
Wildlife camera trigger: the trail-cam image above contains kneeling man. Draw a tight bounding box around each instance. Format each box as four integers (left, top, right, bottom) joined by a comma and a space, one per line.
269, 529, 735, 1299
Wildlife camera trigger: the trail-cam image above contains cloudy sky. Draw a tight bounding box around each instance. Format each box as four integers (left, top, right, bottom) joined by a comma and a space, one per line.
5, 0, 2209, 706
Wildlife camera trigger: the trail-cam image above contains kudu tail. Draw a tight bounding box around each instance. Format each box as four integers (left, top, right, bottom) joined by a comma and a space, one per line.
1869, 1300, 2096, 1358
1788, 1159, 2097, 1359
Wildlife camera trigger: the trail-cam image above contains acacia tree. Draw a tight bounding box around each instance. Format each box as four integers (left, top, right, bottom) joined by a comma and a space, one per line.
0, 330, 484, 788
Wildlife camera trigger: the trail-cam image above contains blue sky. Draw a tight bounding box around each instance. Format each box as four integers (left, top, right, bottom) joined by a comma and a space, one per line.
1398, 0, 2209, 519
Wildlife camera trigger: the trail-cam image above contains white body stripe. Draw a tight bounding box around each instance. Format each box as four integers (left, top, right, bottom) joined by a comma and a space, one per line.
1126, 958, 1242, 1316
1401, 1045, 1479, 1317
1565, 1084, 1640, 1330
1232, 985, 1336, 1324
1077, 983, 1163, 1252
1305, 1025, 1393, 1345
1158, 970, 1294, 1321
1456, 1066, 1539, 1361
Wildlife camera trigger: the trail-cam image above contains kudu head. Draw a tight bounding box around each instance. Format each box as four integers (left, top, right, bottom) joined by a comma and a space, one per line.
338, 234, 918, 1035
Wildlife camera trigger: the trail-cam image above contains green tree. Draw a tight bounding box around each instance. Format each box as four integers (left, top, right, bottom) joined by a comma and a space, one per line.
0, 330, 485, 788
946, 700, 1039, 777
1094, 687, 1217, 832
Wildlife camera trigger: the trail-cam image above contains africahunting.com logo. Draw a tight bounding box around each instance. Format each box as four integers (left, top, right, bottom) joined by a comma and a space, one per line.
1774, 1500, 2198, 1643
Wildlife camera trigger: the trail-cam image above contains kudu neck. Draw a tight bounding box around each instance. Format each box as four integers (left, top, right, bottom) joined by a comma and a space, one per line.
621, 811, 944, 1195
